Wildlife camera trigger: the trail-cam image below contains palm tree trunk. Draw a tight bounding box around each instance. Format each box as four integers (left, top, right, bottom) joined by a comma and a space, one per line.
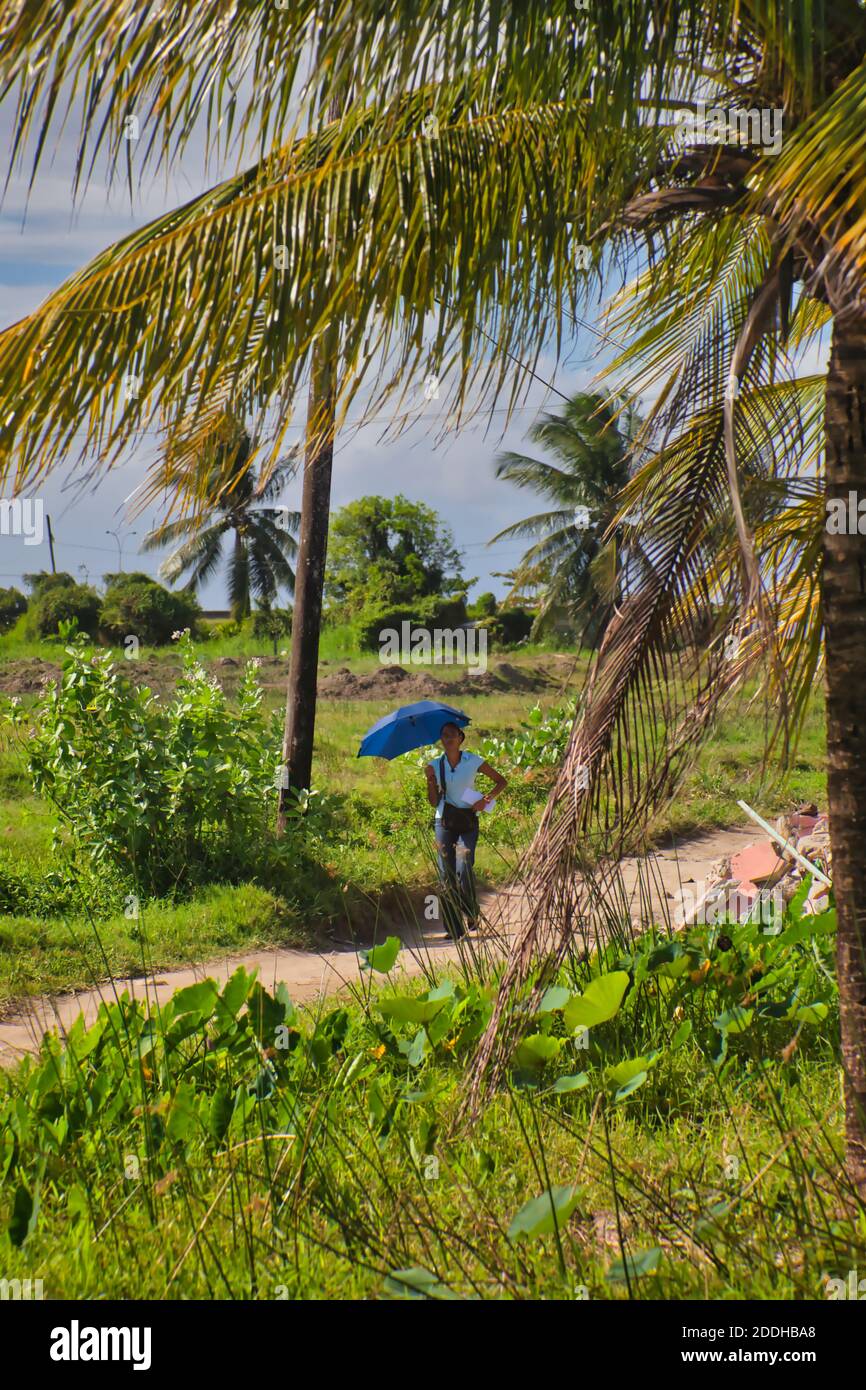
230, 531, 250, 622
824, 315, 866, 1199
277, 327, 338, 827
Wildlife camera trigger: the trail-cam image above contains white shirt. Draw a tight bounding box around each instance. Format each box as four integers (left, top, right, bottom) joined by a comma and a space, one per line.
428, 750, 484, 822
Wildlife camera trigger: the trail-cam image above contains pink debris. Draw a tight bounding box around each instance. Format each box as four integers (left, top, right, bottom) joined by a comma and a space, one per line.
731, 841, 786, 886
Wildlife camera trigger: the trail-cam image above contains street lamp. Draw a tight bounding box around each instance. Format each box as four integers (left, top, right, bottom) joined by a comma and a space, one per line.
105, 528, 137, 570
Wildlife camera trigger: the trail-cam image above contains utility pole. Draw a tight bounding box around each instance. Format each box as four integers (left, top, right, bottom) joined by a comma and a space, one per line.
46, 514, 56, 573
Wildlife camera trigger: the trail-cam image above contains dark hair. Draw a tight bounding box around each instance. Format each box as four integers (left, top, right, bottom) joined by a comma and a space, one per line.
440, 721, 465, 743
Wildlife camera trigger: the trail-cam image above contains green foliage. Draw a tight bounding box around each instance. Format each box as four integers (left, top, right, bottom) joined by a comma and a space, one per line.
508, 883, 838, 1106
0, 885, 848, 1300
2, 627, 324, 895
23, 572, 77, 598
478, 700, 578, 769
490, 391, 639, 640
354, 592, 469, 653
0, 587, 27, 633
326, 495, 466, 623
468, 591, 498, 618
98, 572, 201, 646
483, 606, 535, 647
27, 576, 101, 639
0, 858, 125, 919
251, 603, 292, 653
141, 410, 299, 620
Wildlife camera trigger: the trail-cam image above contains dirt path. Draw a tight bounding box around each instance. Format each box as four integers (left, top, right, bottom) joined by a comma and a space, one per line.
0, 823, 755, 1067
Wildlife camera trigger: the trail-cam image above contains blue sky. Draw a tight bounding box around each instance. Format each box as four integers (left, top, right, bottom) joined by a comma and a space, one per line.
0, 98, 615, 608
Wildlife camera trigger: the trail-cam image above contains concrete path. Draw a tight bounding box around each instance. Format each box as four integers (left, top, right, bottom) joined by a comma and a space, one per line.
0, 824, 756, 1067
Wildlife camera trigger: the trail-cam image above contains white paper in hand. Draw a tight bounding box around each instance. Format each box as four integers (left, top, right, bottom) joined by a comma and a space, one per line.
461, 787, 495, 813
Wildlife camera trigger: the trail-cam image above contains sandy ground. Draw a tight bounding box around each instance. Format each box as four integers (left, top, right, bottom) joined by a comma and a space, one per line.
0, 823, 756, 1067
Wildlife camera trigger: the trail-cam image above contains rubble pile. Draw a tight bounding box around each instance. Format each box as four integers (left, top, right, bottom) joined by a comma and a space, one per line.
676, 804, 831, 929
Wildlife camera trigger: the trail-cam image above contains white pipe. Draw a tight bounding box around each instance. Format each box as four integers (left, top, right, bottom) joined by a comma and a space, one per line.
736, 799, 832, 888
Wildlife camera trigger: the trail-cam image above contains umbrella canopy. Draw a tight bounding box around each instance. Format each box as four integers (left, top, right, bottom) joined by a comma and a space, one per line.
357, 700, 470, 760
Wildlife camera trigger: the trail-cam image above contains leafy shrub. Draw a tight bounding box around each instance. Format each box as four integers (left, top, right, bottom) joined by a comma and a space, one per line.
479, 700, 577, 769
483, 606, 535, 647
408, 700, 577, 782
4, 627, 326, 896
23, 571, 76, 598
0, 586, 27, 633
354, 594, 469, 652
28, 576, 101, 639
468, 591, 498, 619
210, 618, 243, 639
507, 878, 838, 1098
252, 605, 292, 651
99, 572, 201, 646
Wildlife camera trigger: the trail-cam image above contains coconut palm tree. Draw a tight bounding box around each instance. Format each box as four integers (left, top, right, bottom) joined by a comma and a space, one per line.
141, 414, 300, 620
489, 391, 639, 643
1, 1, 865, 1191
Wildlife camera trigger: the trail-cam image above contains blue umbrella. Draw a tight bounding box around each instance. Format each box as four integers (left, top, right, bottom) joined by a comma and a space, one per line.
357, 700, 470, 760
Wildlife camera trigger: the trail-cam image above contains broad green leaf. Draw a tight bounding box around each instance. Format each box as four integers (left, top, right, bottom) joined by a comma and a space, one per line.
166, 1080, 197, 1143
220, 966, 253, 1017
551, 1072, 589, 1094
67, 1184, 89, 1224
606, 1051, 660, 1088
613, 1071, 648, 1102
383, 1267, 459, 1300
360, 936, 401, 973
378, 995, 449, 1024
786, 875, 812, 923
274, 981, 297, 1025
73, 1020, 105, 1061
537, 985, 572, 1014
647, 942, 687, 977
406, 1028, 429, 1067
778, 907, 836, 947
172, 979, 218, 1017
713, 1006, 753, 1035
605, 1246, 662, 1282
8, 1184, 38, 1248
426, 981, 455, 1002
209, 1084, 233, 1142
508, 1184, 582, 1241
247, 983, 289, 1042
515, 1033, 563, 1070
671, 1019, 692, 1049
563, 971, 630, 1032
795, 1001, 830, 1025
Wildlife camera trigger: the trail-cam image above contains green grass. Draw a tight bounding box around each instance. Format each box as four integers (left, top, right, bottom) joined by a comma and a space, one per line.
0, 636, 828, 1006
0, 905, 854, 1301
0, 631, 847, 1303
0, 884, 308, 1010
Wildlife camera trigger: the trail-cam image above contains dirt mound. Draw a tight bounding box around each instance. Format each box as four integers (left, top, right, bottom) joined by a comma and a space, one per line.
0, 659, 61, 695
0, 653, 559, 701
318, 664, 447, 700
317, 661, 557, 701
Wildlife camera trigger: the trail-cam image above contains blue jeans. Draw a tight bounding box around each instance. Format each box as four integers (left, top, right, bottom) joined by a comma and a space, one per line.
434, 818, 479, 937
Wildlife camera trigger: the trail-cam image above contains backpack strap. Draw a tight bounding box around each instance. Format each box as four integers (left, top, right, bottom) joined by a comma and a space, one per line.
438, 754, 447, 804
